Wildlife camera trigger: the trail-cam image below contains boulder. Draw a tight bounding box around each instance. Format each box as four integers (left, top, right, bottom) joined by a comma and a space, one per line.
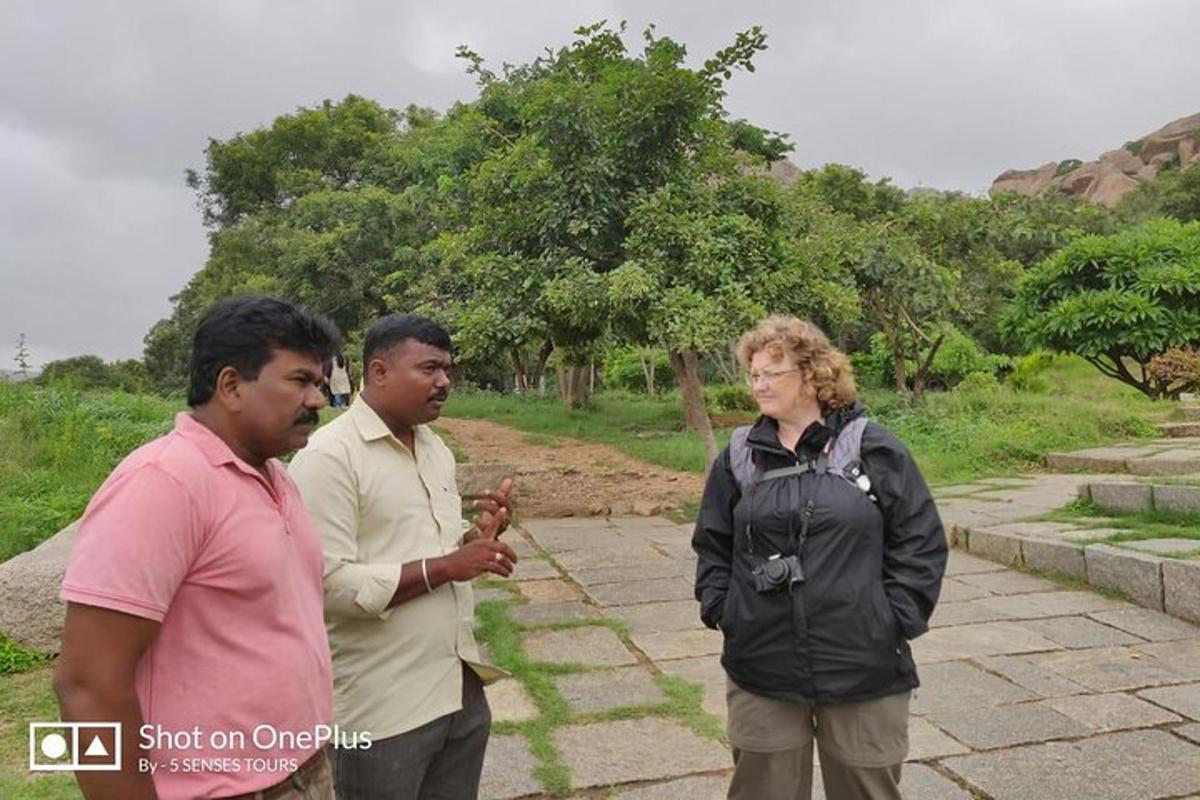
991, 110, 1200, 206
990, 162, 1060, 197
1088, 170, 1140, 207
0, 522, 76, 653
1098, 148, 1144, 176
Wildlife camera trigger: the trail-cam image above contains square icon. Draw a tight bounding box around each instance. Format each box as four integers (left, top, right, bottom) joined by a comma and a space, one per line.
30, 722, 121, 772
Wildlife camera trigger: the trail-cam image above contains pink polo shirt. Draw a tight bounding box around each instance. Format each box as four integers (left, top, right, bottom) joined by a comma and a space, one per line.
61, 413, 334, 800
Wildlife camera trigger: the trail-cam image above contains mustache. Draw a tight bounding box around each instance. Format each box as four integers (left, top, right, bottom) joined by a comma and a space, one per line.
295, 407, 320, 426
430, 391, 449, 402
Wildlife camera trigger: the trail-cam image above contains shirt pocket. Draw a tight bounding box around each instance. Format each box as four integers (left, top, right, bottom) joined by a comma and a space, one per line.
430, 483, 465, 549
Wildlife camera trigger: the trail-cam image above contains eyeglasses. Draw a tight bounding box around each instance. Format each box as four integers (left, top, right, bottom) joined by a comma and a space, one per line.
746, 368, 800, 387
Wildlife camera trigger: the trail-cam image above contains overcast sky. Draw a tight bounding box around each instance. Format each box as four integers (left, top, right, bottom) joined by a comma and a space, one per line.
2, 0, 1197, 367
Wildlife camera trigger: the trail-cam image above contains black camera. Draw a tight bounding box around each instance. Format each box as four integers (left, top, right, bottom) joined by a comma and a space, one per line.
752, 554, 804, 593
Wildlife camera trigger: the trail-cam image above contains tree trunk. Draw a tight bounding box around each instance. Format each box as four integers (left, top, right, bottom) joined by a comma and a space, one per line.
638, 349, 655, 396
556, 364, 591, 409
910, 333, 946, 405
669, 348, 719, 471
892, 345, 908, 393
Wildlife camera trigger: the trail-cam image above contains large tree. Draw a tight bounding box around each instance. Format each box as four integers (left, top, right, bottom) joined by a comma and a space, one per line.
1007, 218, 1200, 398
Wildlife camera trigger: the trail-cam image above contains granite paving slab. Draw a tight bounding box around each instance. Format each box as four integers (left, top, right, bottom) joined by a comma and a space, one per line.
508, 600, 597, 626
944, 550, 1007, 576
971, 654, 1089, 698
935, 579, 994, 603
1025, 645, 1184, 692
516, 579, 580, 604
1043, 691, 1182, 732
630, 628, 723, 661
522, 626, 636, 667
955, 569, 1064, 595
1138, 683, 1200, 721
915, 622, 1062, 660
479, 734, 543, 800
486, 678, 540, 723
906, 717, 970, 760
572, 561, 694, 586
1088, 606, 1200, 641
928, 703, 1090, 749
583, 576, 696, 607
897, 763, 973, 800
1023, 615, 1145, 648
611, 776, 730, 800
556, 666, 667, 713
553, 718, 730, 789
942, 729, 1200, 800
607, 599, 707, 633
911, 661, 1037, 716
977, 590, 1127, 619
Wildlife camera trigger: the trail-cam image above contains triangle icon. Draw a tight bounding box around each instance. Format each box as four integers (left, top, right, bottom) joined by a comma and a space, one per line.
84, 736, 109, 758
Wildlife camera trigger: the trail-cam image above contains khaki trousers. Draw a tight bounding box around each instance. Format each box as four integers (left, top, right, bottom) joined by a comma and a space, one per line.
726, 678, 909, 800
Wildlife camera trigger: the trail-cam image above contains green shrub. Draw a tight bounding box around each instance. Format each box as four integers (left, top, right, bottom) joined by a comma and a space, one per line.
856, 328, 1008, 390
0, 634, 50, 675
705, 383, 756, 412
1055, 159, 1083, 177
1007, 351, 1056, 393
601, 346, 675, 392
954, 371, 1001, 394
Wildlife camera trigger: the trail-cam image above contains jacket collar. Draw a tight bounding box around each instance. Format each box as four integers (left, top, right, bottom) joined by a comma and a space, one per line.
746, 402, 866, 456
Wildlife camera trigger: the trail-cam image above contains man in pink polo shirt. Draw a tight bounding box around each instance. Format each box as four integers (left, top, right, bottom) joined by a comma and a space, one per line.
55, 296, 342, 800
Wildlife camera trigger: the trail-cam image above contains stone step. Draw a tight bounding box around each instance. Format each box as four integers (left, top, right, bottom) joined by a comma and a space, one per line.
1180, 406, 1200, 419
1159, 421, 1200, 437
1083, 482, 1200, 515
1045, 441, 1200, 476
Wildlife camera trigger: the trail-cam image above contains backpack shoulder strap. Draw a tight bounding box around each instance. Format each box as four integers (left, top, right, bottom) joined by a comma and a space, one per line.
826, 415, 869, 476
728, 426, 755, 493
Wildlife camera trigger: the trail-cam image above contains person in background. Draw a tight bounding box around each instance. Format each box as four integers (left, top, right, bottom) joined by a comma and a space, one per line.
290, 312, 516, 800
54, 296, 341, 800
693, 315, 946, 800
328, 353, 353, 408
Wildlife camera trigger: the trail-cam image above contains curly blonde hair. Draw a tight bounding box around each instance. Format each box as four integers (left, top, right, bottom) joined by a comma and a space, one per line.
737, 315, 856, 411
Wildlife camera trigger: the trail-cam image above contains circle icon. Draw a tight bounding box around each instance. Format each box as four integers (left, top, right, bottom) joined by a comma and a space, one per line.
40, 733, 68, 760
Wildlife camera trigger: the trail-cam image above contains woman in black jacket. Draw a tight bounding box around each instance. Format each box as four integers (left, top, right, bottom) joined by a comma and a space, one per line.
693, 316, 946, 800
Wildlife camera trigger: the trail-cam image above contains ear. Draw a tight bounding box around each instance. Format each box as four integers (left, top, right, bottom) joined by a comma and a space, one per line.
211, 366, 246, 412
365, 356, 387, 388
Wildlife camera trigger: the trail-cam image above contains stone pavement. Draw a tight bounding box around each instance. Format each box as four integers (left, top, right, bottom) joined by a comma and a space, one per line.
477, 512, 1200, 800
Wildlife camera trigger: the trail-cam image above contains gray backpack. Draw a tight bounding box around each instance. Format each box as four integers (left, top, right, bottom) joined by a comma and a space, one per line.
728, 416, 877, 502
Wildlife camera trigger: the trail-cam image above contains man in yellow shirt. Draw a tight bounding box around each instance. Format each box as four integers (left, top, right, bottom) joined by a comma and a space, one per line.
290, 313, 516, 800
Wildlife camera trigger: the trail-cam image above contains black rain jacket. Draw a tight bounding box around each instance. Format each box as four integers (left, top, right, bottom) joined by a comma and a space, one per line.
692, 404, 947, 704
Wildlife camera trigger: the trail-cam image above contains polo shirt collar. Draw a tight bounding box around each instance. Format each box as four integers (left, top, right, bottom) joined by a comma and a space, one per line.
174, 412, 283, 488
175, 412, 243, 467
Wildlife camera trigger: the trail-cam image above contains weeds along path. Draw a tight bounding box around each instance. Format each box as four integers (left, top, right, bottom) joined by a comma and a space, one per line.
436, 417, 705, 519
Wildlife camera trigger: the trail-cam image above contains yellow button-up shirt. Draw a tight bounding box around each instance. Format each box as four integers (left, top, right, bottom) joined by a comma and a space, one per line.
289, 397, 498, 741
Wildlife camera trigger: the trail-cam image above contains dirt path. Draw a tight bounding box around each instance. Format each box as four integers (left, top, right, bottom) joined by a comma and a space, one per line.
436, 417, 705, 518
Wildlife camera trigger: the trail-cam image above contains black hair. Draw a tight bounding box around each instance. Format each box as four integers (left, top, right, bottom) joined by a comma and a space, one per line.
187, 295, 342, 407
363, 314, 452, 365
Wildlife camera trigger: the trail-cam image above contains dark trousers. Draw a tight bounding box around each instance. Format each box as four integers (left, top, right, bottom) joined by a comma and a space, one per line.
332, 665, 491, 800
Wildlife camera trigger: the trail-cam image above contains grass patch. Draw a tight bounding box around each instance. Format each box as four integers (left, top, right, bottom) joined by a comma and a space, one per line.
0, 383, 177, 561
1017, 564, 1138, 605
665, 499, 701, 526
430, 424, 470, 463
0, 635, 51, 676
1043, 498, 1200, 549
0, 667, 80, 799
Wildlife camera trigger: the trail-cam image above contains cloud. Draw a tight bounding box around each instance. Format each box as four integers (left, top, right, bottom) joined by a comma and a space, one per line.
0, 0, 1197, 363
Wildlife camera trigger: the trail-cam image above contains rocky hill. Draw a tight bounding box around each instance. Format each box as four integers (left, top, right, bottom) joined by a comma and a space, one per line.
990, 112, 1200, 206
